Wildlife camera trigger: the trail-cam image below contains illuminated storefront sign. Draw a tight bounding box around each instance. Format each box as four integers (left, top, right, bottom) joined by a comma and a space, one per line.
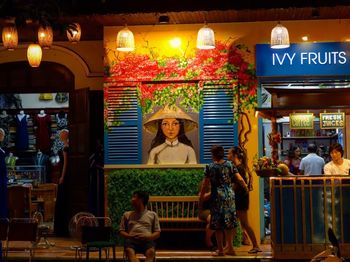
256, 42, 350, 77
320, 112, 344, 129
290, 113, 314, 129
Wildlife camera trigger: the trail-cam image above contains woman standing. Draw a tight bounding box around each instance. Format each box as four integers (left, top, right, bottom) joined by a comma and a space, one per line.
200, 145, 248, 256
54, 129, 70, 236
227, 146, 262, 254
284, 146, 301, 175
0, 128, 7, 218
144, 105, 198, 164
0, 128, 8, 262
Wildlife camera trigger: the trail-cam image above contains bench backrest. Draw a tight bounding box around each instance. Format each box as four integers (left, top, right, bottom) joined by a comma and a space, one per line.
148, 196, 200, 219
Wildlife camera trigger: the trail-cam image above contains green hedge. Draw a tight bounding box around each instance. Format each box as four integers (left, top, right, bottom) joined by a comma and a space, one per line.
107, 168, 242, 246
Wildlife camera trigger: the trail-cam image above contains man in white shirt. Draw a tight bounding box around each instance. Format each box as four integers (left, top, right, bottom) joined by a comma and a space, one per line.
299, 144, 325, 175
324, 143, 350, 175
119, 191, 161, 262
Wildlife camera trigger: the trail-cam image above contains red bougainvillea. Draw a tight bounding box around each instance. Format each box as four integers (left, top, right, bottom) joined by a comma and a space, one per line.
104, 40, 257, 129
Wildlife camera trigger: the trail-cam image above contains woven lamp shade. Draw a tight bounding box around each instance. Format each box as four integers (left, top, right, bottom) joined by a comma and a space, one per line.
116, 27, 135, 52
271, 23, 290, 49
27, 44, 42, 67
2, 25, 18, 51
38, 26, 53, 49
197, 25, 215, 50
66, 23, 81, 43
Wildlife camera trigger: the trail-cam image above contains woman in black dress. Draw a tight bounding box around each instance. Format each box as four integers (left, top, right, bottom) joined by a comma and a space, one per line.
54, 129, 70, 237
227, 146, 262, 254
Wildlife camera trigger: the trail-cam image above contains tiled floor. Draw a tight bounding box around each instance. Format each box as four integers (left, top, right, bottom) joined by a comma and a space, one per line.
2, 237, 272, 261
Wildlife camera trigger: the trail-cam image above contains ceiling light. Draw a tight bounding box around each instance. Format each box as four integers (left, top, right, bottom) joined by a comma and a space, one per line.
27, 44, 42, 67
38, 25, 53, 49
197, 24, 215, 50
116, 26, 135, 52
301, 36, 308, 41
271, 22, 290, 49
66, 23, 81, 43
2, 25, 18, 51
158, 15, 170, 24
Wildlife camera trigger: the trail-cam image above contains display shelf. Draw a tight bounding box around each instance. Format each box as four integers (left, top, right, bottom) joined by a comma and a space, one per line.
8, 165, 46, 184
283, 135, 337, 139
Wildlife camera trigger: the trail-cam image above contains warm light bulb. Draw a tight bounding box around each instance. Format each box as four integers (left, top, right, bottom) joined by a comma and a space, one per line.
301, 36, 308, 41
170, 37, 181, 48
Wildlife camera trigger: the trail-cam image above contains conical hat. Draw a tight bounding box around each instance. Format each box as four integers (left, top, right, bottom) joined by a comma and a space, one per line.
144, 105, 198, 133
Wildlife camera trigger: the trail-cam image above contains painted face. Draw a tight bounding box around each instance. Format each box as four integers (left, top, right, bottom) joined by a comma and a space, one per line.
161, 118, 180, 142
330, 149, 342, 162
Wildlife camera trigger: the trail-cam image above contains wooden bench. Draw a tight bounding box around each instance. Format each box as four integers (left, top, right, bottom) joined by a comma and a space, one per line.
148, 196, 206, 232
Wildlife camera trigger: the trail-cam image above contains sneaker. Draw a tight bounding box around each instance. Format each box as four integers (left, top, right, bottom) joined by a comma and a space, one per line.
248, 247, 263, 254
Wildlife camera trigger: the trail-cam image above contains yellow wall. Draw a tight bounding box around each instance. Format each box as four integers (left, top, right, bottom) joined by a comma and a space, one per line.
2, 19, 350, 242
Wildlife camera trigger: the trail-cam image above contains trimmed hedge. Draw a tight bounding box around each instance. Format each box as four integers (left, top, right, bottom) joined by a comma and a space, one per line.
107, 168, 242, 246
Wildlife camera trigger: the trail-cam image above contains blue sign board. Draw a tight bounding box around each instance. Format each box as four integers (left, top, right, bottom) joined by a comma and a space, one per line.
256, 42, 350, 77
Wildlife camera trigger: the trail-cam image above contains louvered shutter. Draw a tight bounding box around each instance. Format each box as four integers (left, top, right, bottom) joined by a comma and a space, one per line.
200, 84, 238, 163
104, 85, 142, 164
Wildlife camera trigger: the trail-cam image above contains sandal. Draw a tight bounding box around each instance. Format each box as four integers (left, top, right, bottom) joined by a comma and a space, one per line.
212, 250, 225, 256
248, 247, 263, 254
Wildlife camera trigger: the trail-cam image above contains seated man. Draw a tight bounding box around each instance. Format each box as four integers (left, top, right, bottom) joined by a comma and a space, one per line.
119, 191, 161, 262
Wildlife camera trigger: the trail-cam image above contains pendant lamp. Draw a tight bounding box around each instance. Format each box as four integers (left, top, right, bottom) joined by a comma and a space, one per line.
38, 25, 53, 49
66, 23, 81, 43
116, 26, 135, 52
27, 44, 42, 67
271, 22, 290, 49
2, 25, 18, 51
197, 24, 215, 50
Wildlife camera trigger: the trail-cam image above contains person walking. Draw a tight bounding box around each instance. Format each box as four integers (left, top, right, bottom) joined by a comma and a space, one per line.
200, 145, 248, 256
299, 144, 325, 175
227, 146, 262, 254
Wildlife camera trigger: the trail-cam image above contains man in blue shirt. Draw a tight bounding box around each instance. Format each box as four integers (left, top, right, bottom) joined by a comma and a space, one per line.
299, 144, 325, 175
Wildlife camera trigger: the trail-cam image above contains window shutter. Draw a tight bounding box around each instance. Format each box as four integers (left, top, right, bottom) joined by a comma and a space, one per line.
104, 85, 142, 164
200, 84, 238, 163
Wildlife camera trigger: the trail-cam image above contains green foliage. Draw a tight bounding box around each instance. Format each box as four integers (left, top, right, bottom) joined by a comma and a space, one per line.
107, 168, 242, 247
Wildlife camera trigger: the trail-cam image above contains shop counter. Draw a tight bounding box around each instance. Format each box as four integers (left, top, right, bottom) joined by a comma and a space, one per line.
271, 175, 350, 259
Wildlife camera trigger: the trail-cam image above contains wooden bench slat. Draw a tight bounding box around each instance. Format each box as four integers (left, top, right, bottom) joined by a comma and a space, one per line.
148, 195, 205, 232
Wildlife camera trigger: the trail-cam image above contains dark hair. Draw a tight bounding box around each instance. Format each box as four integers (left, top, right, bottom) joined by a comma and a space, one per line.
287, 146, 300, 159
211, 145, 224, 161
307, 144, 317, 153
133, 191, 149, 206
229, 146, 247, 168
149, 119, 194, 152
329, 143, 344, 157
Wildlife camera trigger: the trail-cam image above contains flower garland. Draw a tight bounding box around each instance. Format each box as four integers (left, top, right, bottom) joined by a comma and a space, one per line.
104, 40, 257, 129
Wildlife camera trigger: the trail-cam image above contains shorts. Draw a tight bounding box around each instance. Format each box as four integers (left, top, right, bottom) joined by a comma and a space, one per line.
125, 239, 156, 254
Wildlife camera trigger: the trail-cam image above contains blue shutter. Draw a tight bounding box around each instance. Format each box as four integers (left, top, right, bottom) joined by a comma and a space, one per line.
200, 84, 238, 163
104, 85, 142, 164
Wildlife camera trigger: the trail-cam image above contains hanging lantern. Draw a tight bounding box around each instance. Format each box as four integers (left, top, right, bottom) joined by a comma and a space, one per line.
27, 44, 42, 67
271, 22, 290, 49
2, 25, 18, 51
66, 23, 81, 43
196, 24, 215, 50
116, 26, 135, 52
38, 25, 53, 49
